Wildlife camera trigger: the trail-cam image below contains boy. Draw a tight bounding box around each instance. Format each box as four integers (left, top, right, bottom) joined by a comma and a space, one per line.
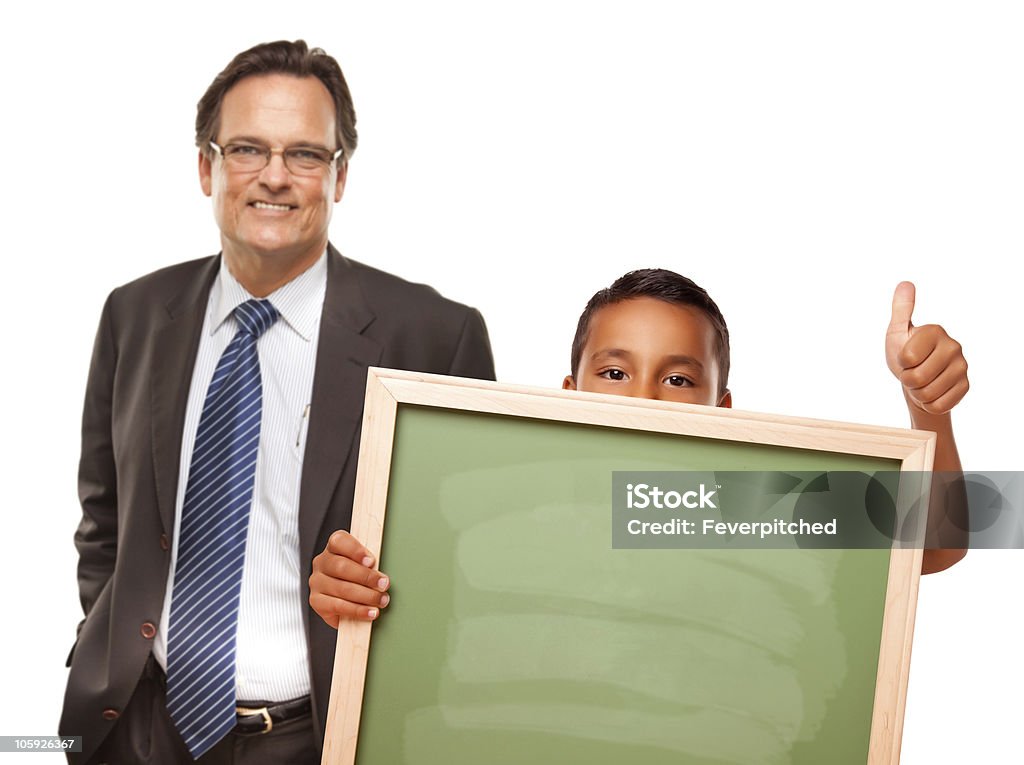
309, 269, 968, 625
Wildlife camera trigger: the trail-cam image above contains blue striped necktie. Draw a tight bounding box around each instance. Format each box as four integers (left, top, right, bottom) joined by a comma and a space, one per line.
166, 298, 279, 758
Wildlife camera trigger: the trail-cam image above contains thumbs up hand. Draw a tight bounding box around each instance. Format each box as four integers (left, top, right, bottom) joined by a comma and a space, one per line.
885, 281, 969, 416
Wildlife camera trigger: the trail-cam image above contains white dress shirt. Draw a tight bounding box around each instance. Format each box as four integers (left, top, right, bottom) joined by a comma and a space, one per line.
153, 252, 326, 702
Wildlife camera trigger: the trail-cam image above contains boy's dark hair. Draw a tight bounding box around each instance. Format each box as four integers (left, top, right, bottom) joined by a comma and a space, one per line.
196, 40, 358, 161
570, 269, 731, 396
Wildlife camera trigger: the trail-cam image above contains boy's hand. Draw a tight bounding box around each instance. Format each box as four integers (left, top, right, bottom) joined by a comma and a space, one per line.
885, 281, 969, 416
309, 530, 390, 629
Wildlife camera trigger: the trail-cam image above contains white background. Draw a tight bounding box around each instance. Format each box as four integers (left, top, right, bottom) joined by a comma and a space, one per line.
1, 2, 1020, 762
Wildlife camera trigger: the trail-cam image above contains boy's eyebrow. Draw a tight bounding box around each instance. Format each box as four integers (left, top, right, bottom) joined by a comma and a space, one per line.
590, 348, 634, 363
661, 354, 706, 371
590, 349, 705, 371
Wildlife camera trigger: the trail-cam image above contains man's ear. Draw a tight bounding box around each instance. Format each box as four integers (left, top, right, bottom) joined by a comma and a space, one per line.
717, 389, 733, 408
334, 162, 348, 203
199, 150, 213, 197
562, 375, 577, 391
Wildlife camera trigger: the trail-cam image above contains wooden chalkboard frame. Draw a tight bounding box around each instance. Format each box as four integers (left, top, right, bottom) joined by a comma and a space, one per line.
322, 368, 935, 765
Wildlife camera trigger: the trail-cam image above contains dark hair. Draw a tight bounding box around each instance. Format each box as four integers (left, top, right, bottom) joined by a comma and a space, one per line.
569, 268, 731, 396
196, 40, 357, 161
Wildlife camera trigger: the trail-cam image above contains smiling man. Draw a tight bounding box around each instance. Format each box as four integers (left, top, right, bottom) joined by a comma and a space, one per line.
60, 40, 494, 765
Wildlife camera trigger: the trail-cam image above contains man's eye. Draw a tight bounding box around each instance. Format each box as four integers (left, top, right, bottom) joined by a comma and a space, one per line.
227, 144, 264, 156
600, 369, 627, 381
288, 148, 328, 163
665, 375, 692, 387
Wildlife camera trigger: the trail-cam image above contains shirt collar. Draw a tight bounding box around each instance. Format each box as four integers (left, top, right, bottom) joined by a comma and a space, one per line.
210, 251, 328, 341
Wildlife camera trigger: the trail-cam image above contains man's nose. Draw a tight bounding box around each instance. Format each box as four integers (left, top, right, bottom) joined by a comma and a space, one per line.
259, 152, 292, 189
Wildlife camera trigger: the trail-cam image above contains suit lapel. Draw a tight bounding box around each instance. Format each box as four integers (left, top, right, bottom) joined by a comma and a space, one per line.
298, 245, 381, 565
150, 257, 220, 536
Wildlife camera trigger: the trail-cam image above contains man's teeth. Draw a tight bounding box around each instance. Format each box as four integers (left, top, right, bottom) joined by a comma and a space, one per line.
252, 201, 291, 210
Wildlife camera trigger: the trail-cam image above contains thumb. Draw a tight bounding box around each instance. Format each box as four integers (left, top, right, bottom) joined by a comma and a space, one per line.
888, 281, 916, 336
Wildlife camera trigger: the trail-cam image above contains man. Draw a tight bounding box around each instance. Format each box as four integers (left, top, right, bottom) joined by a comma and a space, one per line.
60, 40, 494, 764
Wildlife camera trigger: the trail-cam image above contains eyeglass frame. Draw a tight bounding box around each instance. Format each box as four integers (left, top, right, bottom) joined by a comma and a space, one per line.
208, 140, 345, 175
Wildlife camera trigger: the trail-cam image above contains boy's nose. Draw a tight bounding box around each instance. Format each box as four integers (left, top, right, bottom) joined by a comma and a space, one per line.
633, 376, 662, 401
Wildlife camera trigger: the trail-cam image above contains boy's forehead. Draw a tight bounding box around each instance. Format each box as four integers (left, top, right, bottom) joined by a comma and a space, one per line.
588, 298, 715, 345
582, 297, 719, 367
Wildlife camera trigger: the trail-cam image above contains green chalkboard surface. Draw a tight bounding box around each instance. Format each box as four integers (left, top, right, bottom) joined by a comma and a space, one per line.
323, 371, 932, 765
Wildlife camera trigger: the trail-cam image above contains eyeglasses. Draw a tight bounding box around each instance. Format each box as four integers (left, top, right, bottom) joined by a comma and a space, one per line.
209, 141, 344, 176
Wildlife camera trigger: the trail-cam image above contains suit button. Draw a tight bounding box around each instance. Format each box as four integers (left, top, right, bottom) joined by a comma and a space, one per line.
102, 708, 119, 721
159, 534, 170, 551
140, 622, 157, 639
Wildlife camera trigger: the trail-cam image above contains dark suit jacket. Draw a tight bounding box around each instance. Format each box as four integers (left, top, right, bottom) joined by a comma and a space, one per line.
60, 245, 495, 763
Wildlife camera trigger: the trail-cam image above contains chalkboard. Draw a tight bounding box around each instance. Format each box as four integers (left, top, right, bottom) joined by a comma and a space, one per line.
323, 370, 934, 765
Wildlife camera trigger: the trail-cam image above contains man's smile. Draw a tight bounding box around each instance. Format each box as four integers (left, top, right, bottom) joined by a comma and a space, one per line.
249, 200, 297, 211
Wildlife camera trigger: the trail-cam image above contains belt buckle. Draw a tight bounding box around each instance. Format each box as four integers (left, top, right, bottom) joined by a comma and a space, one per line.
236, 705, 273, 734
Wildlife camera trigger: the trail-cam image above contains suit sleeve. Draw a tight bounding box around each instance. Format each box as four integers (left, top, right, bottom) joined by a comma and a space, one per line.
73, 291, 120, 623
448, 307, 497, 382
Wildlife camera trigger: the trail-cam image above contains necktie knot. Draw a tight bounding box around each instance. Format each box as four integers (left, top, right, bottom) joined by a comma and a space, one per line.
234, 299, 279, 338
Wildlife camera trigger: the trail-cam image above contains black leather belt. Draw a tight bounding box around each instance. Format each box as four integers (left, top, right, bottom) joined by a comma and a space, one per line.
234, 697, 311, 735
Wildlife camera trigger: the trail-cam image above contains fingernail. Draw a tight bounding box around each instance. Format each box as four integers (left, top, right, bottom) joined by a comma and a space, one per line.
378, 577, 389, 590
367, 608, 379, 620
362, 556, 375, 567
380, 594, 390, 608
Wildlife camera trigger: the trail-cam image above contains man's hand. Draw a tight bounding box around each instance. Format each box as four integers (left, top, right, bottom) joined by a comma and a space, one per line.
885, 281, 969, 416
309, 530, 390, 629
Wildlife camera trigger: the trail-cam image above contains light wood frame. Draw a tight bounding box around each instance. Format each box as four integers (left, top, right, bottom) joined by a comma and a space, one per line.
322, 368, 935, 765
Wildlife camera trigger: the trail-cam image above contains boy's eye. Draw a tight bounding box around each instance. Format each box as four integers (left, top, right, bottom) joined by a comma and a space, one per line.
599, 369, 627, 381
665, 375, 693, 387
